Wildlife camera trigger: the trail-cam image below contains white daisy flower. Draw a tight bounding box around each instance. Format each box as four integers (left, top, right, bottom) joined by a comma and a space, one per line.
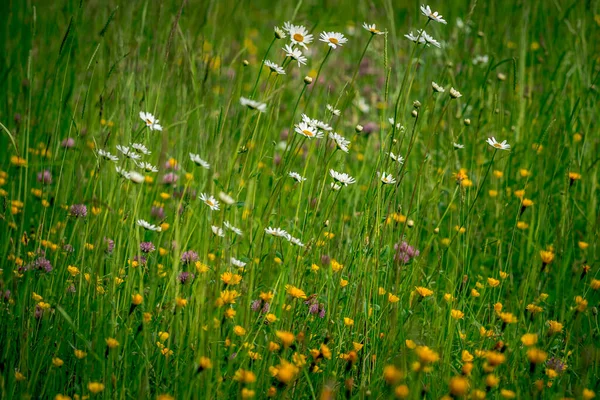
420, 4, 447, 24
295, 121, 323, 139
128, 171, 145, 184
449, 87, 462, 99
356, 97, 370, 113
289, 236, 305, 247
282, 44, 307, 67
116, 145, 141, 160
139, 111, 163, 131
388, 118, 402, 129
432, 81, 445, 93
330, 182, 342, 191
219, 191, 236, 205
389, 152, 405, 164
404, 31, 426, 44
189, 153, 210, 169
211, 225, 225, 237
329, 132, 350, 153
301, 114, 331, 131
473, 55, 489, 65
115, 166, 131, 179
453, 143, 465, 149
329, 169, 356, 186
486, 137, 511, 151
288, 171, 307, 182
287, 24, 314, 49
135, 161, 158, 173
380, 172, 397, 185
231, 257, 247, 268
274, 26, 286, 39
199, 193, 220, 211
362, 23, 385, 35
265, 227, 291, 240
240, 97, 267, 113
137, 219, 162, 232
131, 143, 151, 155
319, 31, 348, 49
97, 149, 119, 162
421, 31, 441, 48
224, 221, 243, 236
264, 60, 286, 75
326, 104, 341, 116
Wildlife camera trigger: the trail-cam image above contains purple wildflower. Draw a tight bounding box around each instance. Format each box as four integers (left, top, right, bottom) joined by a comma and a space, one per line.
151, 206, 165, 220
63, 244, 74, 253
37, 170, 52, 185
70, 204, 87, 218
251, 299, 262, 312
33, 257, 53, 273
162, 173, 179, 184
140, 242, 155, 253
61, 138, 75, 148
178, 271, 195, 284
394, 241, 420, 264
104, 237, 115, 254
180, 250, 198, 265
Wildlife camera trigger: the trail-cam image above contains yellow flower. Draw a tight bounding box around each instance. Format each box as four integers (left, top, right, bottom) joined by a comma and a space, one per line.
415, 287, 433, 297
88, 382, 105, 394
583, 389, 596, 400
575, 296, 588, 312
461, 350, 474, 362
52, 357, 64, 367
32, 292, 43, 301
198, 356, 212, 370
344, 317, 354, 327
500, 389, 516, 398
265, 313, 278, 323
383, 365, 404, 385
176, 297, 188, 308
449, 376, 469, 396
578, 241, 589, 250
527, 348, 548, 364
394, 384, 409, 399
74, 349, 87, 359
15, 371, 26, 381
331, 259, 343, 272
521, 333, 538, 346
67, 265, 80, 276
591, 279, 600, 290
276, 331, 295, 348
450, 309, 464, 320
285, 284, 307, 299
131, 294, 143, 305
487, 278, 500, 287
158, 331, 170, 342
105, 338, 119, 349
405, 340, 416, 349
388, 293, 400, 303
234, 325, 246, 336
217, 290, 239, 305
221, 272, 242, 285
415, 346, 439, 363
547, 320, 563, 334
539, 250, 554, 264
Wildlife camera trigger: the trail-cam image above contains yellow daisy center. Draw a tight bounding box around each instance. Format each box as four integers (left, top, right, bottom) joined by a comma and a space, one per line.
329, 37, 339, 45
207, 200, 214, 206
146, 119, 152, 125
293, 33, 304, 42
493, 143, 502, 148
302, 129, 314, 137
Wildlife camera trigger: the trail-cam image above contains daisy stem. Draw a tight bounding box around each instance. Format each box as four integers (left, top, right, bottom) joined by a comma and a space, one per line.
250, 37, 276, 98
303, 47, 332, 108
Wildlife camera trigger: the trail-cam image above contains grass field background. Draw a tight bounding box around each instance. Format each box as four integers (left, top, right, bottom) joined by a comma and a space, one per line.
1, 0, 599, 398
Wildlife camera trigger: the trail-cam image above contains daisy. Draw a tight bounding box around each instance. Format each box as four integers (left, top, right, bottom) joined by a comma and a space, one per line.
449, 87, 462, 99
211, 225, 225, 237
287, 24, 314, 49
330, 182, 342, 191
115, 166, 131, 179
289, 236, 305, 247
380, 172, 397, 185
388, 118, 402, 129
224, 221, 243, 236
329, 132, 351, 153
128, 171, 145, 184
189, 153, 210, 169
116, 145, 141, 160
265, 227, 291, 240
329, 169, 356, 186
404, 30, 426, 44
473, 55, 489, 65
453, 143, 465, 149
135, 161, 158, 173
282, 44, 307, 67
421, 31, 441, 48
288, 171, 307, 182
199, 193, 220, 211
274, 26, 286, 39
137, 219, 162, 232
219, 192, 236, 205
295, 121, 323, 139
420, 5, 447, 24
326, 104, 341, 116
231, 257, 247, 268
389, 152, 405, 164
432, 81, 445, 93
240, 97, 267, 113
486, 137, 511, 151
131, 143, 151, 155
313, 119, 333, 132
362, 23, 385, 35
97, 149, 119, 162
319, 31, 348, 49
139, 111, 163, 131
264, 60, 286, 75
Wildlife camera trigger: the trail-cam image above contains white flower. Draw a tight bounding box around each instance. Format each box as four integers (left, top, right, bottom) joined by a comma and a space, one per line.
486, 137, 511, 151
219, 191, 235, 205
240, 97, 267, 113
380, 172, 397, 185
135, 161, 158, 173
420, 4, 447, 24
329, 169, 356, 186
362, 23, 384, 35
224, 221, 243, 236
404, 31, 426, 44
115, 166, 130, 179
288, 171, 307, 182
97, 149, 119, 162
329, 132, 350, 153
295, 121, 323, 139
388, 152, 405, 164
421, 31, 441, 48
265, 227, 291, 240
453, 142, 465, 149
330, 182, 342, 191
388, 118, 402, 129
432, 81, 445, 93
289, 236, 305, 247
356, 97, 370, 113
449, 87, 462, 99
274, 26, 286, 39
116, 145, 141, 160
301, 114, 332, 131
131, 143, 151, 155
326, 104, 341, 116
189, 153, 210, 169
282, 44, 307, 67
473, 55, 489, 65
137, 219, 162, 232
128, 171, 145, 184
264, 60, 286, 75
231, 257, 247, 268
211, 225, 225, 237
199, 193, 220, 211
139, 111, 163, 131
319, 31, 348, 49
287, 24, 314, 49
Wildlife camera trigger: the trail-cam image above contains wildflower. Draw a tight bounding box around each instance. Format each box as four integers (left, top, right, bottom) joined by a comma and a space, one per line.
140, 242, 155, 253
285, 284, 307, 299
231, 257, 247, 268
37, 170, 52, 184
319, 31, 348, 49
106, 338, 119, 349
52, 357, 64, 367
547, 320, 563, 334
178, 271, 195, 284
74, 349, 87, 359
233, 326, 246, 336
270, 360, 299, 384
329, 132, 350, 153
521, 333, 538, 346
415, 346, 440, 363
240, 97, 267, 113
265, 227, 291, 240
295, 121, 323, 139
394, 242, 420, 263
288, 171, 307, 182
432, 81, 445, 93
70, 204, 87, 218
289, 236, 304, 247
575, 296, 588, 312
264, 60, 286, 75
199, 193, 220, 211
276, 331, 295, 348
131, 143, 151, 155
282, 44, 307, 67
488, 278, 500, 287
219, 191, 236, 205
486, 137, 511, 151
362, 23, 384, 35
139, 111, 163, 131
181, 250, 199, 265
405, 30, 426, 44
211, 225, 225, 237
137, 219, 162, 232
527, 348, 548, 364
380, 172, 396, 185
326, 104, 341, 116
329, 169, 356, 186
449, 87, 462, 99
449, 376, 469, 396
286, 24, 313, 49
88, 382, 105, 394
224, 221, 242, 235
539, 249, 554, 266
116, 145, 141, 160
420, 4, 447, 24
388, 152, 404, 164
583, 389, 596, 400
415, 287, 433, 297
451, 309, 464, 319
383, 365, 404, 385
453, 142, 465, 149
